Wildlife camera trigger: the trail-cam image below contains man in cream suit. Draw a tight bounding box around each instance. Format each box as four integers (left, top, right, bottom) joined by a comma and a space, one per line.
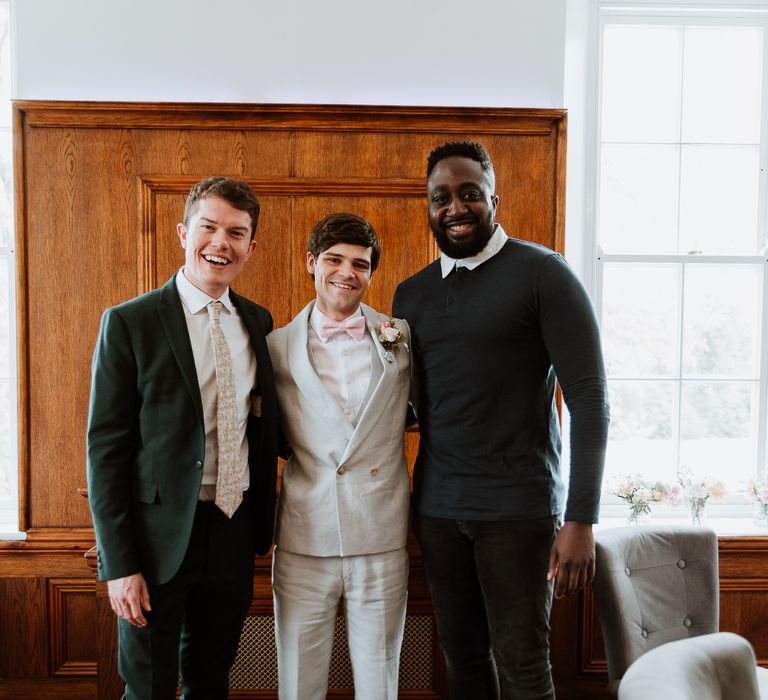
267, 212, 411, 700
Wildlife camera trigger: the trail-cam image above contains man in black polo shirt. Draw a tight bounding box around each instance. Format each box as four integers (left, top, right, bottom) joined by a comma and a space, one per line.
392, 141, 609, 700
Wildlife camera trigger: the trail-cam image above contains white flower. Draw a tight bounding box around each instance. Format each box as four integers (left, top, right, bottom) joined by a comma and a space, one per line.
381, 326, 400, 343
684, 482, 708, 499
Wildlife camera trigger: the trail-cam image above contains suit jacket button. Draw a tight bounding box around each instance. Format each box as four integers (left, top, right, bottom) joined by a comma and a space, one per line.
370, 467, 378, 476
337, 466, 346, 475
195, 461, 203, 470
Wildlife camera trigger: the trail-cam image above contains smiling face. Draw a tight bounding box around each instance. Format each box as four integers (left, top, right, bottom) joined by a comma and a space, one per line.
177, 196, 256, 299
427, 155, 499, 258
307, 243, 373, 321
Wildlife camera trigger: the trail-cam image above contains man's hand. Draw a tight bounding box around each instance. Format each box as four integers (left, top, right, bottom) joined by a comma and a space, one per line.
547, 521, 595, 599
107, 573, 152, 627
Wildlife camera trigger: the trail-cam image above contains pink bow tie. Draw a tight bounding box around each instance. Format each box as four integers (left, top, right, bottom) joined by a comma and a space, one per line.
317, 314, 367, 342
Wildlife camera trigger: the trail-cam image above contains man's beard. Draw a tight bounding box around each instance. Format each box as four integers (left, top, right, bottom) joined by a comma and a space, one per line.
431, 215, 495, 259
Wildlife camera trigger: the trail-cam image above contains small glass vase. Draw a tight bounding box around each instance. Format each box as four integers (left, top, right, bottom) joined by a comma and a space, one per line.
627, 502, 650, 525
752, 500, 768, 529
686, 496, 708, 525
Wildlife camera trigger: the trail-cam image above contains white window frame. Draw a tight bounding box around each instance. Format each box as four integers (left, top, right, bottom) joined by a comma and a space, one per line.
0, 0, 18, 536
588, 1, 768, 521
0, 237, 17, 533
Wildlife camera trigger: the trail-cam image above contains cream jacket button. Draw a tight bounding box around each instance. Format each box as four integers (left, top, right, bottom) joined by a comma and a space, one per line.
337, 466, 346, 475
370, 467, 379, 476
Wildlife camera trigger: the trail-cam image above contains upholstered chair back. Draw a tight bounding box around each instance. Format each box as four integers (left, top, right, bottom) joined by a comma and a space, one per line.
592, 525, 719, 693
618, 632, 760, 700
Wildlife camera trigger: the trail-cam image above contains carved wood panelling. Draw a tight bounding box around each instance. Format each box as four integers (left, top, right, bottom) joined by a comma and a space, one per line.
0, 679, 95, 699
578, 589, 608, 675
14, 102, 565, 531
47, 578, 97, 676
8, 100, 566, 698
0, 577, 48, 677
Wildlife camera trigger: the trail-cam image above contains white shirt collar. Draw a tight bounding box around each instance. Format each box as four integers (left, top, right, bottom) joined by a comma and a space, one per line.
309, 301, 364, 339
175, 268, 235, 315
439, 224, 509, 278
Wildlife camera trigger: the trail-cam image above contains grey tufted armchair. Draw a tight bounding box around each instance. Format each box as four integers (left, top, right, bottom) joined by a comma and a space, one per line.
592, 524, 768, 697
617, 632, 761, 700
592, 525, 720, 694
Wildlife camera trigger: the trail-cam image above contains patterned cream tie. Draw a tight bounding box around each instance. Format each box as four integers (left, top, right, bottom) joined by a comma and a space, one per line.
207, 301, 242, 518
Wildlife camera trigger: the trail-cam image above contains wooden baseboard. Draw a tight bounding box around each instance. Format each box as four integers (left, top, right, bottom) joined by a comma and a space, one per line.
0, 678, 95, 700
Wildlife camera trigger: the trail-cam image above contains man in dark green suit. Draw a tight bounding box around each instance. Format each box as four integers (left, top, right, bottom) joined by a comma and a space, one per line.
87, 177, 278, 699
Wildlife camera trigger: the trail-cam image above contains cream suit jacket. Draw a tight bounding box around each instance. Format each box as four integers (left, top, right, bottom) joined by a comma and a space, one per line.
267, 301, 411, 557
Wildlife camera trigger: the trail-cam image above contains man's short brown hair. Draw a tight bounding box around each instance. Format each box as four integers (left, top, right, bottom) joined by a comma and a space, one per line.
184, 177, 261, 240
307, 212, 381, 272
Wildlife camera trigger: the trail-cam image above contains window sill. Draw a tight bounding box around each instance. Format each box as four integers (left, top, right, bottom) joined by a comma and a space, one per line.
596, 516, 768, 537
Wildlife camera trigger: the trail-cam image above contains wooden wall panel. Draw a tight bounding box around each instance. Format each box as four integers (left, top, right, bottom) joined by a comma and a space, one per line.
720, 587, 768, 664
47, 579, 97, 676
0, 577, 48, 677
131, 129, 294, 179
15, 103, 564, 535
24, 128, 135, 529
6, 101, 567, 698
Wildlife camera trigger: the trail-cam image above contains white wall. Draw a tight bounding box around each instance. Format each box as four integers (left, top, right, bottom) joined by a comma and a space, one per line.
13, 0, 566, 107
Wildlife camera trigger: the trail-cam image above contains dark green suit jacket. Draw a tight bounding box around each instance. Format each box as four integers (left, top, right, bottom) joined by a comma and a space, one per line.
86, 275, 278, 585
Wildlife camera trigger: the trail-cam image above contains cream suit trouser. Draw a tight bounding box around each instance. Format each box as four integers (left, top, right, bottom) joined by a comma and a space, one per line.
273, 546, 409, 700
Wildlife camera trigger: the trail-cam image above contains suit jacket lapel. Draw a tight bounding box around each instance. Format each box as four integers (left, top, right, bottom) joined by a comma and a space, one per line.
341, 304, 399, 460
230, 289, 277, 419
157, 276, 205, 429
288, 302, 355, 442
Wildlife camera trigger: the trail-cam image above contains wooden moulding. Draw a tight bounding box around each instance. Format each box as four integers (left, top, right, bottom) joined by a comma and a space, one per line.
15, 100, 565, 134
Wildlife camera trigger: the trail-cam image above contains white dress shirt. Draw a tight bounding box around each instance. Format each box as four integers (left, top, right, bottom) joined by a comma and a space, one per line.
439, 223, 510, 278
175, 269, 256, 499
308, 304, 372, 426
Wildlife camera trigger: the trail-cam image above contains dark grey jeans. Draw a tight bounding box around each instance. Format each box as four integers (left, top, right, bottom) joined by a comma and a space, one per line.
413, 514, 559, 700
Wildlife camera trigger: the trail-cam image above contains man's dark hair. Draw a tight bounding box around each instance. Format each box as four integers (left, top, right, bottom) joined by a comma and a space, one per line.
426, 140, 496, 187
183, 177, 261, 240
307, 212, 381, 273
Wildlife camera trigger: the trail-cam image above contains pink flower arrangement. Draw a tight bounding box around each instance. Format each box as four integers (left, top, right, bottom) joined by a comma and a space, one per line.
605, 475, 669, 523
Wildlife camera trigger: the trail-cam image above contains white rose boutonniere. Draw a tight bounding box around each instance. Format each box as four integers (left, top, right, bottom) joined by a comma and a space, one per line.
377, 318, 408, 363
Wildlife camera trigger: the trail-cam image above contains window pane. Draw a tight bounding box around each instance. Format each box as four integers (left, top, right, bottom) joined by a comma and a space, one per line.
0, 6, 9, 130
682, 26, 764, 144
598, 144, 679, 254
602, 263, 680, 377
683, 264, 761, 377
680, 381, 756, 483
602, 25, 682, 142
605, 380, 675, 481
0, 378, 11, 502
0, 129, 10, 248
0, 256, 8, 377
678, 145, 760, 254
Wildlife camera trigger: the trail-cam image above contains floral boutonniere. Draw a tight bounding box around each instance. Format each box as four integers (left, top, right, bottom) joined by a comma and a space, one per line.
377, 318, 408, 363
